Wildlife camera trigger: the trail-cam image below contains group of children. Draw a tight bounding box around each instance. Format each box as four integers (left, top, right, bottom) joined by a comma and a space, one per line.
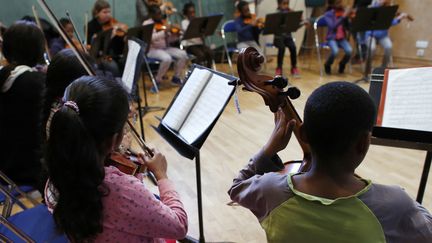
0, 21, 188, 242
0, 1, 431, 242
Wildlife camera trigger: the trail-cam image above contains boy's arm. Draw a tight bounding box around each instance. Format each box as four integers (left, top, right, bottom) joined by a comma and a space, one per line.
228, 111, 297, 221
228, 150, 291, 221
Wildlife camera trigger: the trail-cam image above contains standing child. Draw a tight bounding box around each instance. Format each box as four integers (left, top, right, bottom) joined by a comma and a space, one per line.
273, 0, 300, 77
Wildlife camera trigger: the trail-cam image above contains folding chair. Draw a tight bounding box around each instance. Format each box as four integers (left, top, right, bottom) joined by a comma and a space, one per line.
0, 205, 68, 243
313, 15, 352, 76
0, 171, 39, 218
221, 20, 240, 75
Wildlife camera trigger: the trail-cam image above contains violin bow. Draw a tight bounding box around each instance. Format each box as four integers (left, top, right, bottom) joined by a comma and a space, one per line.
84, 12, 89, 46
37, 0, 95, 75
38, 0, 153, 158
65, 11, 88, 54
31, 5, 52, 63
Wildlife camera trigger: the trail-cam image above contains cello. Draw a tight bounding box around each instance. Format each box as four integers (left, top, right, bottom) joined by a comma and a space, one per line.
232, 47, 311, 173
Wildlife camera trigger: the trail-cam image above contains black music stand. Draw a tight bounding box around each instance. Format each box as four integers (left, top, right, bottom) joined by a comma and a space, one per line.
127, 24, 165, 118
262, 11, 303, 35
351, 5, 398, 83
153, 65, 237, 243
369, 67, 432, 204
182, 14, 224, 41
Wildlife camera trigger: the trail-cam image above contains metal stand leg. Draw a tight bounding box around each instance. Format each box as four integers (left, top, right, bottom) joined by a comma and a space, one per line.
355, 32, 374, 83
416, 151, 431, 204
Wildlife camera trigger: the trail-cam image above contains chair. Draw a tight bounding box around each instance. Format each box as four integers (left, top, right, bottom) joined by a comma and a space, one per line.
313, 15, 352, 76
0, 205, 68, 243
0, 181, 68, 242
221, 20, 240, 75
0, 171, 39, 218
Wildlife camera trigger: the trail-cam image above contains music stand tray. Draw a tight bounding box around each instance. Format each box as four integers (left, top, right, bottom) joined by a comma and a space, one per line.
182, 14, 224, 40
352, 6, 398, 83
368, 68, 432, 203
263, 11, 303, 35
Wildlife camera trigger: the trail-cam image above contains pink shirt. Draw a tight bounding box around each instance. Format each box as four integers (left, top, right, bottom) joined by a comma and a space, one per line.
46, 166, 188, 242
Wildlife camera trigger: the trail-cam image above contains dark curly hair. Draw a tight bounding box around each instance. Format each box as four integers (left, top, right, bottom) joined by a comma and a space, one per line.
45, 76, 129, 241
303, 81, 376, 158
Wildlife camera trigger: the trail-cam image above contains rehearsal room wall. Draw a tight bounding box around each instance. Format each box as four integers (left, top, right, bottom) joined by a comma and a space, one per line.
389, 0, 432, 61
0, 0, 235, 49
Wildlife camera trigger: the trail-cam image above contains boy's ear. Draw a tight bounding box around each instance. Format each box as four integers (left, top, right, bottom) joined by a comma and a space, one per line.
356, 131, 371, 155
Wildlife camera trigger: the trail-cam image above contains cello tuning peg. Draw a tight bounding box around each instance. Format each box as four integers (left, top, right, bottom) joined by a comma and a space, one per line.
279, 86, 301, 100
265, 76, 288, 89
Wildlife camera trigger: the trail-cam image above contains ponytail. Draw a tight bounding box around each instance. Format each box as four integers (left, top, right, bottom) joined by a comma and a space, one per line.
46, 105, 106, 241
45, 76, 129, 241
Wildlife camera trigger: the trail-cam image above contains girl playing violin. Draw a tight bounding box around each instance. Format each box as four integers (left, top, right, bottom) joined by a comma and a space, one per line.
365, 0, 412, 71
87, 0, 126, 77
143, 5, 188, 92
229, 81, 432, 242
318, 0, 352, 75
44, 76, 188, 242
49, 18, 78, 56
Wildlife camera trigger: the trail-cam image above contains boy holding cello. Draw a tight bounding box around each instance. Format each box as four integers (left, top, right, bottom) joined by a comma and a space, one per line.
229, 82, 432, 242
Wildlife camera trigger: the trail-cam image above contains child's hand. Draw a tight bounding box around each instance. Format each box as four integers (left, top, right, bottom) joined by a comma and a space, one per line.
262, 108, 296, 157
140, 149, 168, 180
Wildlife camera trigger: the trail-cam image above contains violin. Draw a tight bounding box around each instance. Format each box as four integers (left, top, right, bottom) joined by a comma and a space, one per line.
154, 19, 181, 34
102, 18, 128, 37
396, 12, 414, 21
231, 47, 312, 174
38, 0, 157, 182
243, 14, 265, 29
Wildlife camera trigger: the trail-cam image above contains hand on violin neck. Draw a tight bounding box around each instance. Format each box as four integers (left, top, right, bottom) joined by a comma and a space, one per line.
140, 148, 168, 180
262, 109, 296, 158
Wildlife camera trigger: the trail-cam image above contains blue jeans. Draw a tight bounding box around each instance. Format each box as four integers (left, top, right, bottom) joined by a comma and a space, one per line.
325, 39, 352, 66
368, 36, 392, 67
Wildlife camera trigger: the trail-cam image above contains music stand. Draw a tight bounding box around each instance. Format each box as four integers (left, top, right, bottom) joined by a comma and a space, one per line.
262, 11, 303, 35
127, 24, 165, 119
182, 14, 224, 41
369, 67, 432, 204
351, 5, 398, 83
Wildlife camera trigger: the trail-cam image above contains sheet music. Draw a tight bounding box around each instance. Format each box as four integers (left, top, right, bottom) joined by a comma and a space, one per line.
179, 74, 234, 144
382, 67, 432, 132
162, 68, 212, 131
121, 40, 141, 93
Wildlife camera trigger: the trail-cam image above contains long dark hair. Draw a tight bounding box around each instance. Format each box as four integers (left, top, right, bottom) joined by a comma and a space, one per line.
45, 76, 129, 241
0, 21, 45, 88
43, 49, 90, 139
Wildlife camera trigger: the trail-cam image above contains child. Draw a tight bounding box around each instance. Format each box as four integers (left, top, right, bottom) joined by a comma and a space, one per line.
45, 76, 188, 242
42, 49, 90, 140
234, 1, 264, 55
87, 0, 125, 77
229, 82, 432, 242
366, 0, 411, 70
274, 0, 301, 77
319, 0, 352, 74
0, 21, 46, 190
181, 2, 213, 68
49, 18, 75, 56
144, 5, 188, 92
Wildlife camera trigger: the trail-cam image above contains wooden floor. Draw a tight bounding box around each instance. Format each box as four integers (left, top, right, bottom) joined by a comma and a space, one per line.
137, 54, 431, 243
